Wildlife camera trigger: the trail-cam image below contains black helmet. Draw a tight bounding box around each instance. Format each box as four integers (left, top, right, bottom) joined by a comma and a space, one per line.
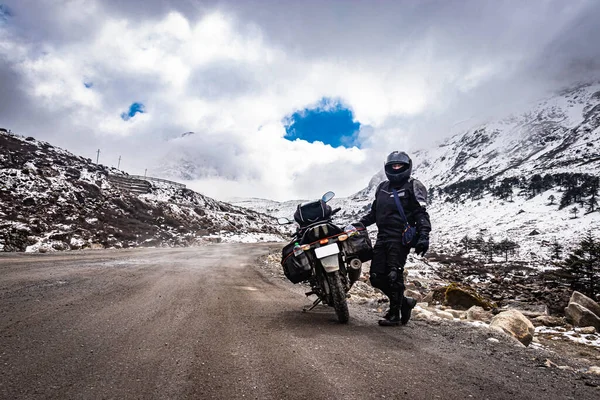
384, 151, 412, 184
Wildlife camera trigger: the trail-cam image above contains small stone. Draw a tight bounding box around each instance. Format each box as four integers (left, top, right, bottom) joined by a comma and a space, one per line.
587, 366, 600, 375
487, 338, 500, 344
578, 326, 597, 335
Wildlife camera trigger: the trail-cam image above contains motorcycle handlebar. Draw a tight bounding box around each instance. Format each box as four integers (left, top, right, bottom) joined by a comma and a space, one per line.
332, 207, 341, 215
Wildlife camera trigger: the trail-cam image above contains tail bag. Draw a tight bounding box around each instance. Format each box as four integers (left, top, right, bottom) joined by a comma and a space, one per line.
293, 199, 332, 227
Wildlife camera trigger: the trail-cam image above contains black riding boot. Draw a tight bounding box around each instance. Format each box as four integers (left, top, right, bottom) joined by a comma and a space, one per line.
400, 296, 417, 325
379, 291, 400, 326
383, 308, 392, 320
378, 306, 400, 326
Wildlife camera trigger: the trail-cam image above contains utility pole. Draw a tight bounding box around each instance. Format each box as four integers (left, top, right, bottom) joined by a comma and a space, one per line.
117, 156, 121, 170
144, 168, 147, 177
96, 149, 100, 164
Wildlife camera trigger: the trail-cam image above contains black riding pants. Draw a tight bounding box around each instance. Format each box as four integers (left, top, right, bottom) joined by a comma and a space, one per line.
369, 240, 411, 309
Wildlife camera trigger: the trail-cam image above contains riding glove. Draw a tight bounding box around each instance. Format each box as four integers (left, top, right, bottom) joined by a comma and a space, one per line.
415, 233, 430, 256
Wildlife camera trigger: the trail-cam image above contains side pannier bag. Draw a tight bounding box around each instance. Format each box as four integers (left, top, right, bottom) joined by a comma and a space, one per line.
342, 223, 373, 262
281, 242, 312, 283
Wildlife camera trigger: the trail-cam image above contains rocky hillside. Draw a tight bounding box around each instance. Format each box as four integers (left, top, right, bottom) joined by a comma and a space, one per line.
0, 131, 283, 252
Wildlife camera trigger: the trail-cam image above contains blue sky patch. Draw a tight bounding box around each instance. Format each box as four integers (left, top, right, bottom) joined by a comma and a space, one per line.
121, 102, 145, 121
283, 98, 361, 148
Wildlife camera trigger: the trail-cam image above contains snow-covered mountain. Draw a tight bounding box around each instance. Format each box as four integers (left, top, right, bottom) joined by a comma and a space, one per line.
0, 131, 284, 252
414, 82, 600, 188
232, 83, 600, 266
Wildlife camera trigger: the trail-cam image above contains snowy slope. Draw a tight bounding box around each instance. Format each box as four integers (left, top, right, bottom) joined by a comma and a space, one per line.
413, 82, 600, 188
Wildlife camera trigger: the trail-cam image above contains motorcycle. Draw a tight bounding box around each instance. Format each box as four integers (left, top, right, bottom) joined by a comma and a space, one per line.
278, 191, 373, 323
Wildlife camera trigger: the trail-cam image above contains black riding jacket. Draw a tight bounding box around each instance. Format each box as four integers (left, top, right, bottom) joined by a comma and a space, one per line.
359, 178, 431, 242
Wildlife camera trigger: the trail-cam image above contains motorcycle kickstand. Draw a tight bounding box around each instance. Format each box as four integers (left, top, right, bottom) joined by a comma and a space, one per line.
302, 298, 322, 313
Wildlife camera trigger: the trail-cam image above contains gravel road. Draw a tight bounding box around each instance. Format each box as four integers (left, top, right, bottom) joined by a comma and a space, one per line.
1, 244, 598, 399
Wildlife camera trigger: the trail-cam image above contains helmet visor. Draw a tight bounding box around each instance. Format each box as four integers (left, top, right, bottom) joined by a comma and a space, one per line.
386, 162, 409, 174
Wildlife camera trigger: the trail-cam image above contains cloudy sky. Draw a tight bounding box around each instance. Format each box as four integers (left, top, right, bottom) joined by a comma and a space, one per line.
1, 0, 600, 201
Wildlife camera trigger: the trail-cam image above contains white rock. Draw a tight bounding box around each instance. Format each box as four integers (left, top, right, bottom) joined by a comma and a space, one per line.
434, 310, 455, 320
587, 366, 600, 375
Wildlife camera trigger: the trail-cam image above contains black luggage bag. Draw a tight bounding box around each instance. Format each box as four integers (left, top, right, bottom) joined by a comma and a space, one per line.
342, 223, 373, 262
281, 242, 312, 283
293, 199, 332, 227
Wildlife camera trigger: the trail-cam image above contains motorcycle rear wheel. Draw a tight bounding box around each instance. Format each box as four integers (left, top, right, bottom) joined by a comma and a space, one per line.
329, 271, 349, 323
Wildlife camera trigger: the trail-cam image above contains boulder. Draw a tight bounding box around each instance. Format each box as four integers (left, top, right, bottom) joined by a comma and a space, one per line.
404, 289, 423, 302
467, 306, 493, 323
505, 301, 548, 318
565, 303, 600, 330
490, 309, 535, 346
444, 283, 497, 310
568, 291, 600, 319
422, 291, 436, 305
531, 315, 565, 327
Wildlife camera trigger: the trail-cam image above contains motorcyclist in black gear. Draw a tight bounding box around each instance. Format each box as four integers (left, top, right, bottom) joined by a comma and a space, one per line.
359, 151, 431, 326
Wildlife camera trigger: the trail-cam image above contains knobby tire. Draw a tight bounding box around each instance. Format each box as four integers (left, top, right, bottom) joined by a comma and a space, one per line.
330, 271, 349, 323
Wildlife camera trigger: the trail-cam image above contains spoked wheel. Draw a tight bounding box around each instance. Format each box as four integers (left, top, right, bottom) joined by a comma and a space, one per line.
329, 271, 349, 323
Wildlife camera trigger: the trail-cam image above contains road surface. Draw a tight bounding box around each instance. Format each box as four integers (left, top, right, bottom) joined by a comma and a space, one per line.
0, 244, 598, 399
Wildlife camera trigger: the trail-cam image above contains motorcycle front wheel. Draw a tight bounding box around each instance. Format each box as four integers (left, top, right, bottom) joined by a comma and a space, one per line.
329, 271, 349, 323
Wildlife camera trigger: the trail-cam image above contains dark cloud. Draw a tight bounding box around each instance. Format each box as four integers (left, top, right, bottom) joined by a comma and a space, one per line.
100, 0, 205, 20
531, 0, 600, 85
217, 0, 587, 62
0, 56, 70, 145
2, 0, 101, 45
0, 56, 28, 119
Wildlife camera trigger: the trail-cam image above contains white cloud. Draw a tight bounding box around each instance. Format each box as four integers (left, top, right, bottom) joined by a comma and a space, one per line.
1, 0, 599, 201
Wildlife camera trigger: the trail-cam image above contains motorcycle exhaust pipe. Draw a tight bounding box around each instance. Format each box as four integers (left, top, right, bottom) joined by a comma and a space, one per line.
347, 258, 362, 285
349, 258, 362, 270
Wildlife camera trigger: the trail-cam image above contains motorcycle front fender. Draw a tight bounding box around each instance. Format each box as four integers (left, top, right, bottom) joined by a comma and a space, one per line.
320, 254, 339, 273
